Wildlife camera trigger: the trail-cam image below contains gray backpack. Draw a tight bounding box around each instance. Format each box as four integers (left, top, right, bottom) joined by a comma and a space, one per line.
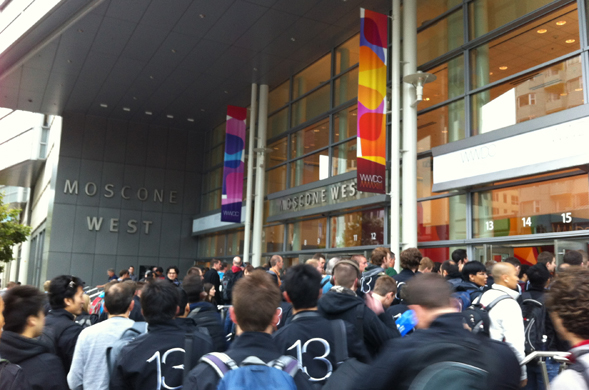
106, 321, 148, 376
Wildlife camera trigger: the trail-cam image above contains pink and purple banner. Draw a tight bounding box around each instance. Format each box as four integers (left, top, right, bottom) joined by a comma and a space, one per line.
221, 106, 247, 223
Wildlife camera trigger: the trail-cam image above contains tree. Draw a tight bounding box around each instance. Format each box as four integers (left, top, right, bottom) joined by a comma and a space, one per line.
0, 193, 31, 272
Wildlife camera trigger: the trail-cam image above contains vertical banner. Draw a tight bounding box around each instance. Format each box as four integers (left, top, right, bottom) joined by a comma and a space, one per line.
221, 105, 247, 222
357, 8, 388, 194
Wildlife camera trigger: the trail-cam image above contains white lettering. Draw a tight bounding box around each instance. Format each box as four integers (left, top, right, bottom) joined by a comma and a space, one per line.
84, 182, 97, 196
169, 191, 178, 204
143, 220, 153, 234
330, 186, 339, 200
110, 218, 119, 232
64, 180, 78, 194
121, 186, 131, 200
341, 184, 347, 198
321, 189, 326, 202
349, 181, 357, 197
127, 219, 138, 233
104, 184, 114, 198
137, 188, 148, 201
153, 189, 164, 203
87, 216, 103, 231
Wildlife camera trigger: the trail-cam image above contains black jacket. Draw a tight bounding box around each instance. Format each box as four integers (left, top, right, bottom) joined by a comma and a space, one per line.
129, 295, 145, 322
353, 313, 520, 390
43, 309, 82, 372
0, 331, 68, 390
273, 311, 371, 385
203, 269, 221, 303
524, 286, 569, 352
0, 359, 29, 390
360, 266, 386, 294
317, 289, 399, 357
379, 303, 409, 330
186, 332, 313, 390
109, 318, 213, 390
188, 302, 226, 352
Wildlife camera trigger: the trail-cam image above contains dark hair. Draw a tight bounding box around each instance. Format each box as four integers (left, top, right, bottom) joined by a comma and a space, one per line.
210, 259, 221, 267
140, 280, 179, 323
144, 270, 155, 280
432, 262, 441, 274
182, 274, 204, 303
371, 247, 389, 267
537, 252, 554, 266
503, 257, 521, 268
519, 264, 530, 279
178, 289, 188, 315
186, 267, 202, 276
166, 266, 179, 275
244, 264, 255, 274
451, 249, 467, 264
233, 270, 281, 332
461, 261, 487, 282
104, 282, 135, 315
332, 260, 360, 288
546, 269, 589, 339
3, 286, 46, 334
563, 250, 583, 266
526, 263, 551, 288
119, 269, 129, 277
441, 260, 458, 275
156, 266, 164, 274
400, 248, 422, 270
374, 275, 397, 296
312, 253, 325, 261
283, 264, 322, 310
404, 273, 451, 309
221, 262, 228, 270
48, 275, 84, 310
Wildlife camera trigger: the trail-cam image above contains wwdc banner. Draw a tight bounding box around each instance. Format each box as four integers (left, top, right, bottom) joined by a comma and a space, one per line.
221, 106, 246, 222
357, 8, 388, 194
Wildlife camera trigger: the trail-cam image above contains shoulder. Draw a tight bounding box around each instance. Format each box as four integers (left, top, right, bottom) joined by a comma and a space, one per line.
551, 369, 588, 390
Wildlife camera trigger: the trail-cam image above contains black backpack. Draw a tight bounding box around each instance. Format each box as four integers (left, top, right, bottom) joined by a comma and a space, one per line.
520, 292, 546, 355
222, 271, 242, 304
187, 307, 227, 352
462, 294, 511, 336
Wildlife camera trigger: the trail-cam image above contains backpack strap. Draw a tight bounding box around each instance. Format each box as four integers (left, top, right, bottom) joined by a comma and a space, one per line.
269, 355, 299, 377
330, 319, 349, 363
184, 332, 195, 382
485, 294, 512, 311
355, 304, 365, 341
106, 327, 142, 376
569, 359, 589, 387
321, 277, 331, 288
200, 352, 239, 378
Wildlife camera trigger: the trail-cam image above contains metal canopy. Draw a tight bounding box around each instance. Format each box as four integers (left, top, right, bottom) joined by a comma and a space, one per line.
0, 0, 388, 131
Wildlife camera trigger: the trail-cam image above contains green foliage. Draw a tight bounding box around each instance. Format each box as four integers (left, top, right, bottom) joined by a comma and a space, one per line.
0, 193, 31, 264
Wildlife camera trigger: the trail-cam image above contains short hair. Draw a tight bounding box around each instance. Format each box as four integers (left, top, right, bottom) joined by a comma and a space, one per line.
283, 264, 322, 310
108, 268, 115, 273
48, 275, 84, 310
432, 262, 441, 274
371, 247, 389, 267
312, 253, 325, 261
373, 275, 397, 296
6, 281, 17, 289
485, 261, 495, 274
305, 259, 319, 268
546, 268, 589, 339
350, 254, 366, 264
404, 273, 451, 309
119, 269, 129, 277
557, 263, 570, 273
400, 248, 422, 270
461, 261, 486, 282
244, 264, 255, 274
156, 266, 164, 274
221, 262, 229, 270
104, 282, 135, 315
140, 280, 179, 323
441, 260, 458, 275
526, 263, 551, 288
232, 270, 281, 332
129, 265, 135, 269
186, 267, 202, 276
418, 257, 434, 272
451, 249, 467, 264
332, 260, 360, 288
166, 266, 179, 275
178, 289, 188, 315
537, 252, 555, 266
182, 274, 204, 303
43, 280, 51, 292
578, 250, 588, 265
3, 286, 46, 334
270, 255, 282, 267
563, 250, 583, 266
203, 283, 214, 295
519, 264, 530, 279
325, 257, 341, 275
503, 257, 521, 268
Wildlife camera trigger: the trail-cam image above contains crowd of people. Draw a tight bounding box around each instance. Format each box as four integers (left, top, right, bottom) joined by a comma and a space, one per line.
0, 247, 587, 389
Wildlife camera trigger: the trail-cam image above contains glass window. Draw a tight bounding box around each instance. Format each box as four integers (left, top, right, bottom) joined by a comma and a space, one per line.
336, 34, 360, 74
334, 67, 359, 107
291, 117, 329, 159
268, 108, 288, 139
269, 80, 290, 113
417, 157, 450, 199
292, 84, 330, 127
417, 99, 465, 153
470, 0, 555, 39
290, 149, 330, 187
208, 144, 224, 167
266, 165, 287, 195
471, 55, 584, 135
473, 174, 589, 238
418, 9, 464, 65
202, 189, 221, 212
421, 56, 464, 110
293, 53, 331, 99
227, 230, 244, 256
215, 234, 225, 256
331, 208, 384, 248
263, 224, 284, 253
470, 4, 579, 90
418, 195, 467, 242
419, 247, 452, 263
267, 138, 287, 168
333, 105, 357, 142
417, 0, 462, 28
332, 139, 357, 176
204, 167, 222, 192
287, 218, 327, 251
211, 123, 226, 146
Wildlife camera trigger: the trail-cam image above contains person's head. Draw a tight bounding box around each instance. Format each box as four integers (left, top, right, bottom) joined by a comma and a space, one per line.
155, 266, 164, 276
418, 257, 434, 273
211, 259, 221, 270
283, 264, 322, 310
128, 266, 135, 275
519, 264, 530, 281
405, 273, 454, 329
537, 251, 556, 273
141, 280, 180, 323
312, 253, 326, 272
166, 266, 179, 280
48, 275, 84, 315
325, 257, 341, 276
3, 286, 46, 338
221, 262, 229, 272
563, 250, 583, 266
119, 269, 129, 278
432, 262, 441, 274
244, 264, 255, 276
400, 248, 422, 271
107, 268, 115, 277
305, 259, 322, 274
526, 263, 551, 289
144, 270, 155, 280
204, 282, 216, 298
351, 254, 368, 273
332, 260, 361, 289
186, 267, 203, 279
461, 261, 487, 287
578, 250, 589, 268
43, 280, 51, 293
373, 275, 397, 309
231, 270, 281, 333
492, 262, 519, 290
440, 260, 458, 277
370, 247, 389, 268
503, 257, 521, 275
485, 261, 495, 276
546, 268, 589, 344
104, 282, 135, 315
136, 281, 146, 296
233, 256, 243, 267
270, 255, 284, 269
451, 249, 468, 269
182, 274, 204, 304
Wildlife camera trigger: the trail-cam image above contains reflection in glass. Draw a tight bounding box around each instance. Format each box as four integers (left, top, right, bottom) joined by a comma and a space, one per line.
418, 9, 463, 65
287, 218, 327, 251
331, 208, 384, 248
227, 230, 244, 256
418, 195, 467, 242
333, 105, 357, 142
263, 224, 284, 253
293, 53, 331, 99
292, 85, 330, 127
336, 34, 359, 74
211, 123, 226, 147
472, 56, 584, 135
417, 99, 465, 152
267, 138, 287, 168
291, 117, 329, 159
417, 157, 449, 198
417, 0, 461, 28
334, 67, 358, 107
269, 80, 290, 113
421, 56, 464, 110
290, 149, 329, 187
266, 165, 287, 195
332, 139, 357, 176
268, 108, 288, 139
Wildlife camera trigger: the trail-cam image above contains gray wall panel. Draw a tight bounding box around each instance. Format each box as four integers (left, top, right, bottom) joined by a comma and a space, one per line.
116, 209, 142, 255
122, 165, 146, 211
49, 204, 76, 252
99, 162, 125, 208
104, 119, 128, 163
53, 157, 81, 205
159, 213, 182, 257
142, 167, 165, 212
46, 252, 73, 280
125, 122, 148, 165
70, 253, 95, 285
139, 211, 162, 256
94, 207, 121, 255
82, 115, 107, 161
146, 125, 168, 168
72, 206, 99, 253
93, 254, 117, 285
166, 129, 187, 170
163, 169, 184, 214
59, 113, 85, 158
77, 160, 104, 207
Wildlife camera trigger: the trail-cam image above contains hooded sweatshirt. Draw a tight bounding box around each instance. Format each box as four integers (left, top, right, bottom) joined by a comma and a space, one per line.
360, 267, 387, 294
0, 331, 68, 390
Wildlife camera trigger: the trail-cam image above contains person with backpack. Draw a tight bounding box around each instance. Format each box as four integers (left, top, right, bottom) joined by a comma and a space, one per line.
476, 262, 527, 387
545, 268, 589, 390
0, 295, 31, 390
360, 247, 390, 294
392, 248, 422, 301
109, 280, 213, 390
203, 259, 222, 303
452, 261, 488, 311
273, 264, 370, 386
68, 282, 138, 390
186, 270, 313, 390
355, 273, 521, 390
321, 257, 340, 294
221, 256, 244, 304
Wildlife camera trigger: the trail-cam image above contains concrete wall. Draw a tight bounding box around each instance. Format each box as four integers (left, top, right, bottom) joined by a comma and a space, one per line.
45, 113, 203, 286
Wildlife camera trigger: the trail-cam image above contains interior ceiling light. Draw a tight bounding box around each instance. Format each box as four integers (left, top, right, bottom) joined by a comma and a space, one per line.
167, 114, 174, 119
0, 0, 62, 56
145, 111, 152, 115
290, 37, 296, 42
575, 88, 583, 91
171, 49, 176, 53
100, 103, 108, 108
556, 21, 567, 26
187, 118, 195, 122
199, 14, 205, 18
537, 29, 548, 34
499, 66, 508, 70
200, 108, 206, 112
566, 39, 576, 43
123, 107, 130, 112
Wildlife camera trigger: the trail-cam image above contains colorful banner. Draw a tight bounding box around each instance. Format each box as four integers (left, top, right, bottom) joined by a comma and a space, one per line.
221, 106, 247, 223
357, 8, 388, 194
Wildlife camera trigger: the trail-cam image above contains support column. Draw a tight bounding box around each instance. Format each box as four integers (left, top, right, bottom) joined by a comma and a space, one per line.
391, 0, 401, 271
402, 0, 417, 249
242, 83, 257, 264
252, 84, 269, 267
